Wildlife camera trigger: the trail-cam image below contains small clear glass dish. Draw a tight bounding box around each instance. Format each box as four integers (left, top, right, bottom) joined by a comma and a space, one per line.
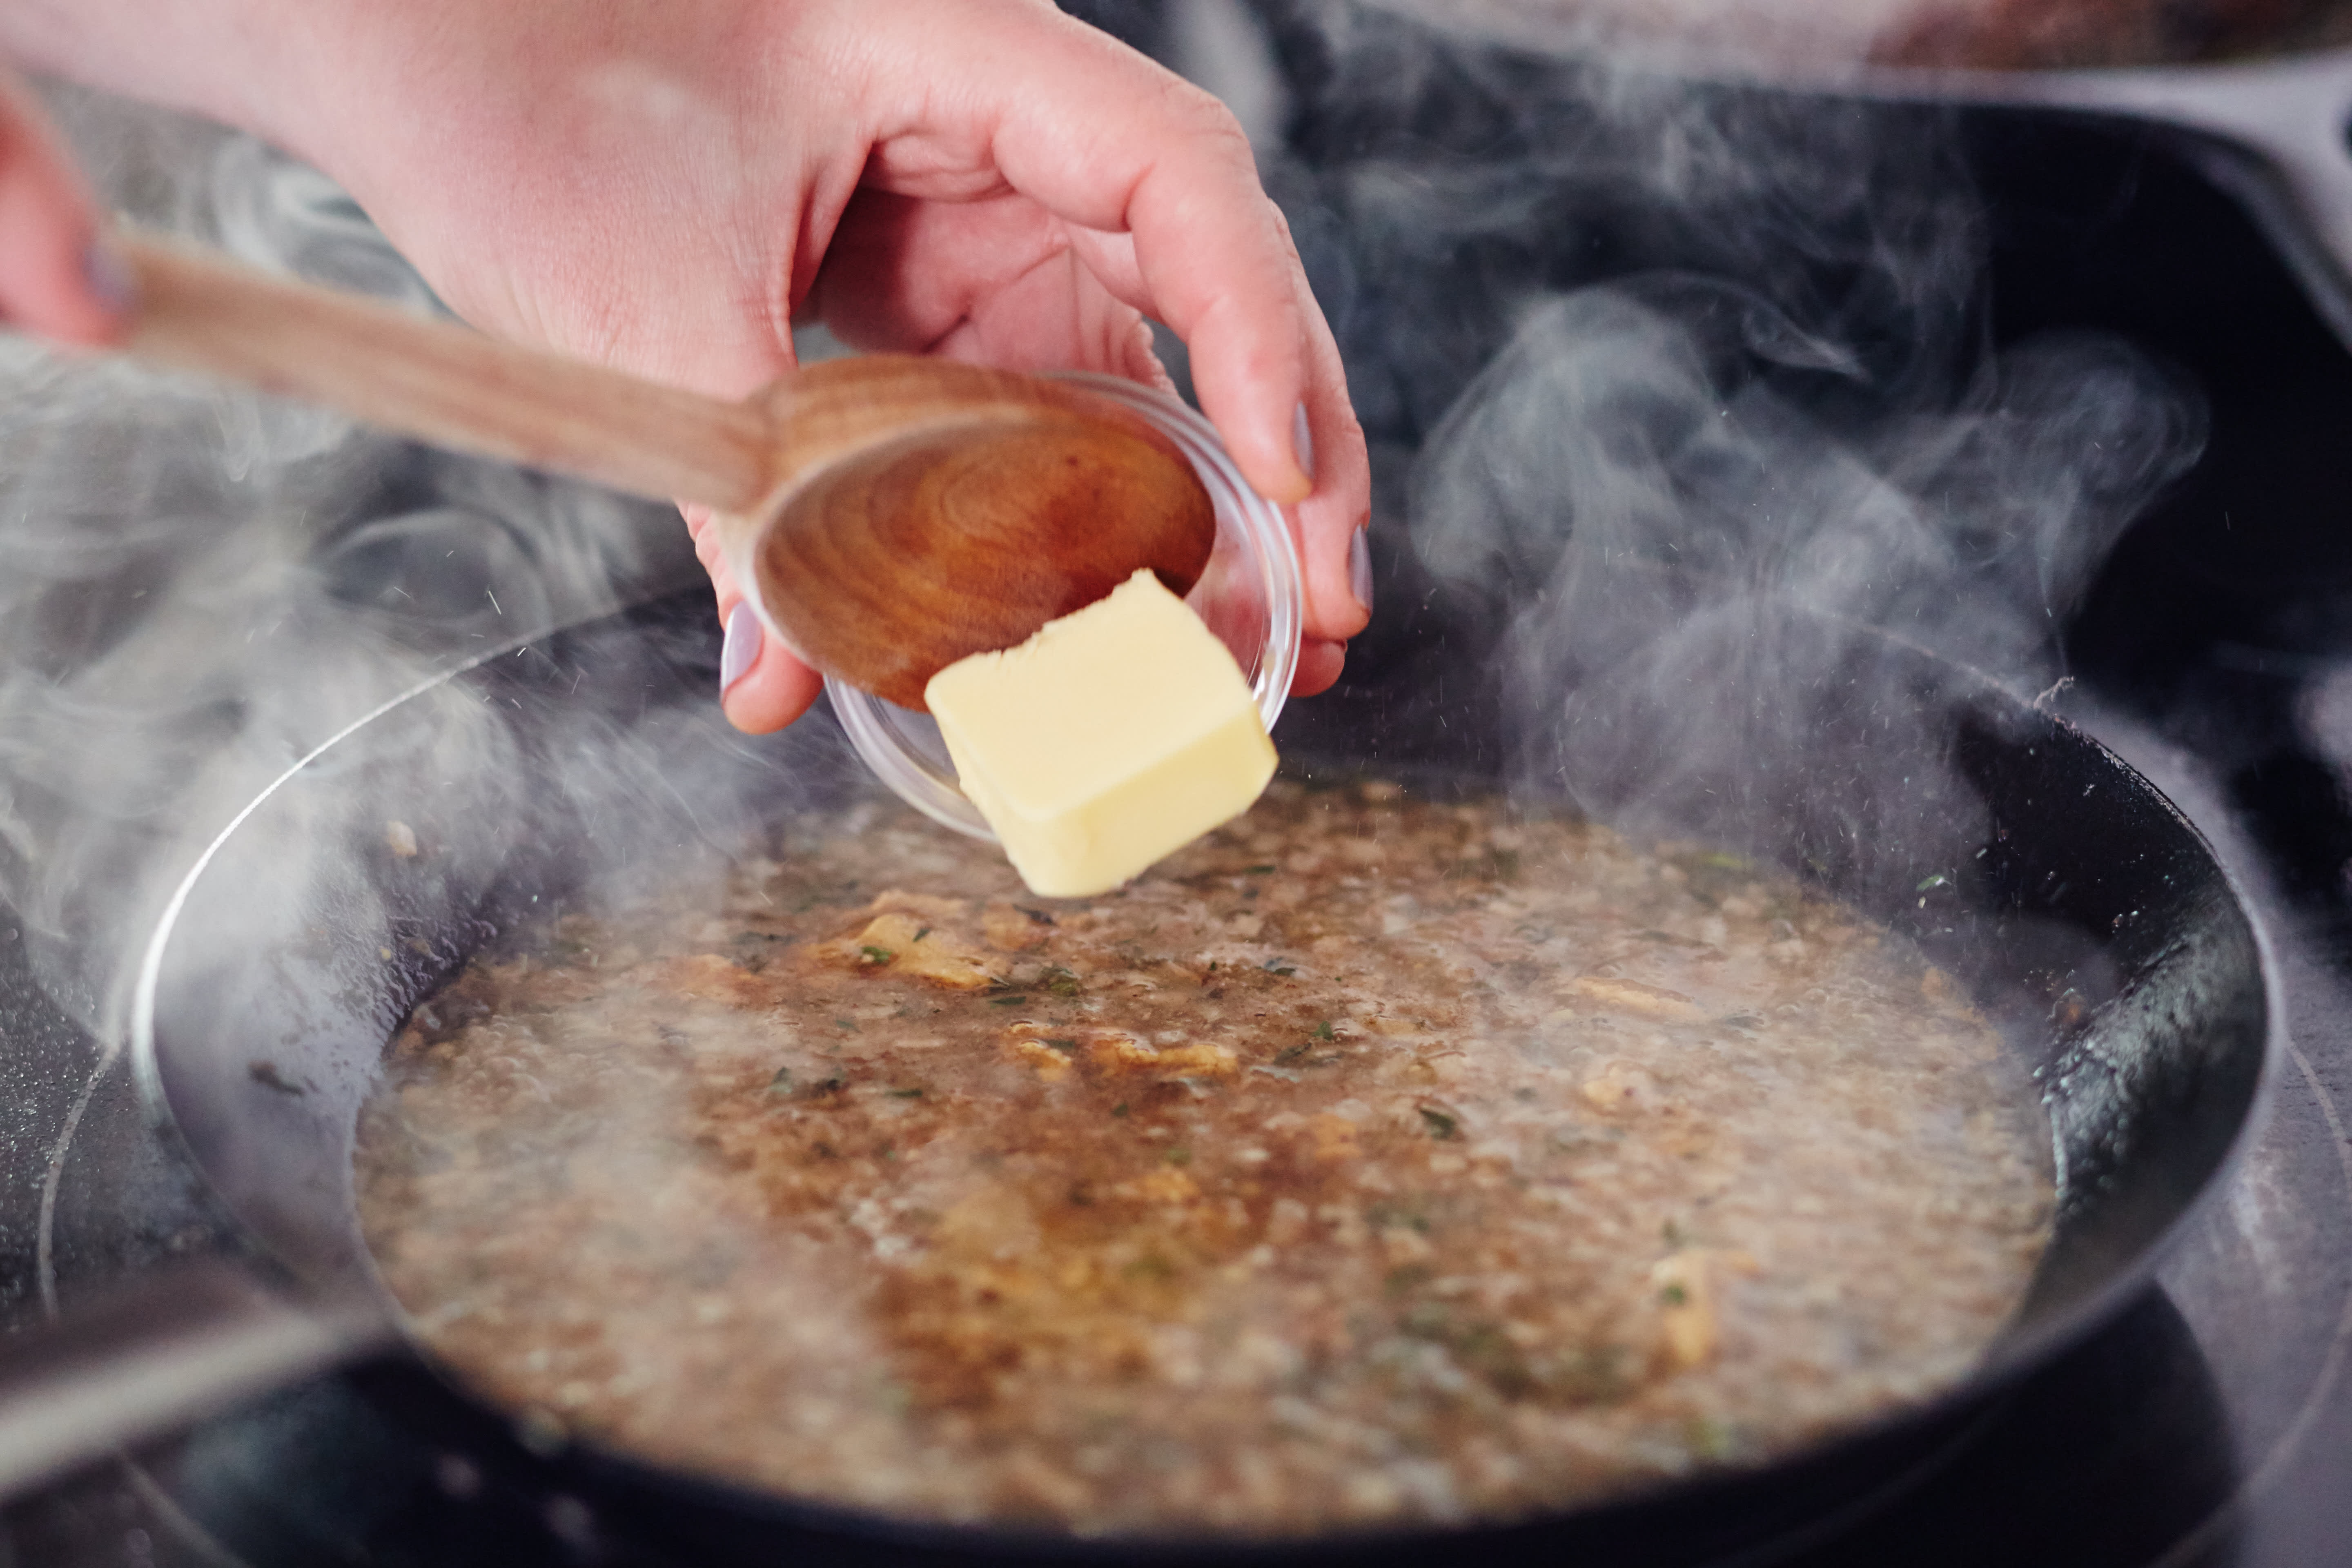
737, 371, 1304, 841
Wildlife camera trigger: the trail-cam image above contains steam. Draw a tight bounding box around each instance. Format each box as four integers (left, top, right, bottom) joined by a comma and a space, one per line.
0, 84, 698, 1034
1424, 286, 2205, 732
1336, 0, 2345, 71
4, 18, 2211, 1037
1254, 0, 2206, 825
0, 0, 2224, 1436
1348, 0, 1937, 72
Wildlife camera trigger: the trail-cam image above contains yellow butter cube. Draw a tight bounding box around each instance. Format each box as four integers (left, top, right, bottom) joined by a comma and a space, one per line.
925, 569, 1276, 897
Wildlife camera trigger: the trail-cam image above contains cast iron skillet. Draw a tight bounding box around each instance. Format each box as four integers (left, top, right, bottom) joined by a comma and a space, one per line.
93, 583, 2269, 1564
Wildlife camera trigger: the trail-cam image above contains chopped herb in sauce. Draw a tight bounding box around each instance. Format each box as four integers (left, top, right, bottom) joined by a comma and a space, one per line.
1385, 1263, 1436, 1296
359, 778, 2053, 1538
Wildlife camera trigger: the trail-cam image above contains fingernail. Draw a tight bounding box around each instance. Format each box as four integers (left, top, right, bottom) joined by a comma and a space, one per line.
82, 237, 136, 317
719, 602, 762, 696
1348, 526, 1374, 617
1292, 401, 1316, 486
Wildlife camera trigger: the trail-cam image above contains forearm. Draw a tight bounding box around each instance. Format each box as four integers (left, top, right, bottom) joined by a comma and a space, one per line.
0, 0, 1371, 695
0, 2, 813, 379
0, 0, 349, 169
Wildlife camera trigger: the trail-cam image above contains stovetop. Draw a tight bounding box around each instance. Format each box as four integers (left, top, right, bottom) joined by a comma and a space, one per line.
9, 10, 2352, 1565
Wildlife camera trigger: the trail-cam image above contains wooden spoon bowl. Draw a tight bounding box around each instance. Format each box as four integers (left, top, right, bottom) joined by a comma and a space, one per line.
107, 236, 1215, 702
737, 357, 1213, 708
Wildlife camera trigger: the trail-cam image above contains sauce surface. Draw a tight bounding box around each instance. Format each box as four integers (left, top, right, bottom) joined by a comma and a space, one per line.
355, 780, 2053, 1535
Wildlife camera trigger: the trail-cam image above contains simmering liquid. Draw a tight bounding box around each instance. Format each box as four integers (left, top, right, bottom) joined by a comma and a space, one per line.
355, 780, 2052, 1535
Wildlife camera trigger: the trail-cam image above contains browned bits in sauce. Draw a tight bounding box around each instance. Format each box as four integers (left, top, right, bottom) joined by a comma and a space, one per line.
354, 780, 2054, 1535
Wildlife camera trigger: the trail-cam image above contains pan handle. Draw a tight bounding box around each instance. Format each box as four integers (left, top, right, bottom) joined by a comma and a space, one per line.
0, 1256, 395, 1501
2014, 52, 2352, 351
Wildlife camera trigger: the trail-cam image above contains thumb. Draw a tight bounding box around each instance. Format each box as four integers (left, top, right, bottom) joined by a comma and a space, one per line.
685, 501, 828, 735
0, 73, 126, 347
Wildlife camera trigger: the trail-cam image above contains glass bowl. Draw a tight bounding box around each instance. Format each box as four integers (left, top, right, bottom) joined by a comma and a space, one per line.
747, 371, 1304, 840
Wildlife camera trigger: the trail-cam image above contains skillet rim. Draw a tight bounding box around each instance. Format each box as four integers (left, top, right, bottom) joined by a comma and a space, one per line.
117, 591, 2283, 1557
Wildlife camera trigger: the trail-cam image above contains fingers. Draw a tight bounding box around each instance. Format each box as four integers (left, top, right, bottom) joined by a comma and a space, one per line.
1288, 270, 1373, 648
906, 16, 1313, 499
820, 0, 1379, 705
1292, 637, 1347, 698
1070, 205, 1373, 649
0, 72, 125, 346
857, 6, 1374, 645
718, 603, 827, 734
813, 189, 1165, 383
686, 503, 827, 734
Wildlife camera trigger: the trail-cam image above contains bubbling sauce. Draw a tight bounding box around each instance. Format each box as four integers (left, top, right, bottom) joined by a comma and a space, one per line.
355, 780, 2052, 1535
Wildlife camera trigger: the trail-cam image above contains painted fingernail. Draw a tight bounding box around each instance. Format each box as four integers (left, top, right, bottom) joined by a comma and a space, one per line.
1292, 401, 1316, 486
719, 602, 762, 696
1349, 526, 1374, 617
82, 237, 136, 316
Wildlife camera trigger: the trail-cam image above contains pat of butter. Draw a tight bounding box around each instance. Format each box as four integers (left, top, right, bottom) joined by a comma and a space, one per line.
926, 569, 1276, 898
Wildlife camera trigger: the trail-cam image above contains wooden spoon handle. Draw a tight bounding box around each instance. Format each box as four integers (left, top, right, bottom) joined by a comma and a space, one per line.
114, 234, 776, 514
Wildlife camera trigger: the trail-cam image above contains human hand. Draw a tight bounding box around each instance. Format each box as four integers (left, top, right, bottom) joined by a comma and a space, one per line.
0, 70, 126, 347
274, 0, 1372, 730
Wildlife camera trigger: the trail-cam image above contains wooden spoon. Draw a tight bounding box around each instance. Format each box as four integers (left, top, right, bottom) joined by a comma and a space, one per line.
110, 234, 1217, 709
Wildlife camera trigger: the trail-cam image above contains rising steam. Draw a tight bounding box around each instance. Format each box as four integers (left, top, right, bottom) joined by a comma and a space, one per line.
5, 12, 2211, 1033
1249, 0, 2206, 820
0, 84, 697, 1034
1341, 0, 2352, 70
